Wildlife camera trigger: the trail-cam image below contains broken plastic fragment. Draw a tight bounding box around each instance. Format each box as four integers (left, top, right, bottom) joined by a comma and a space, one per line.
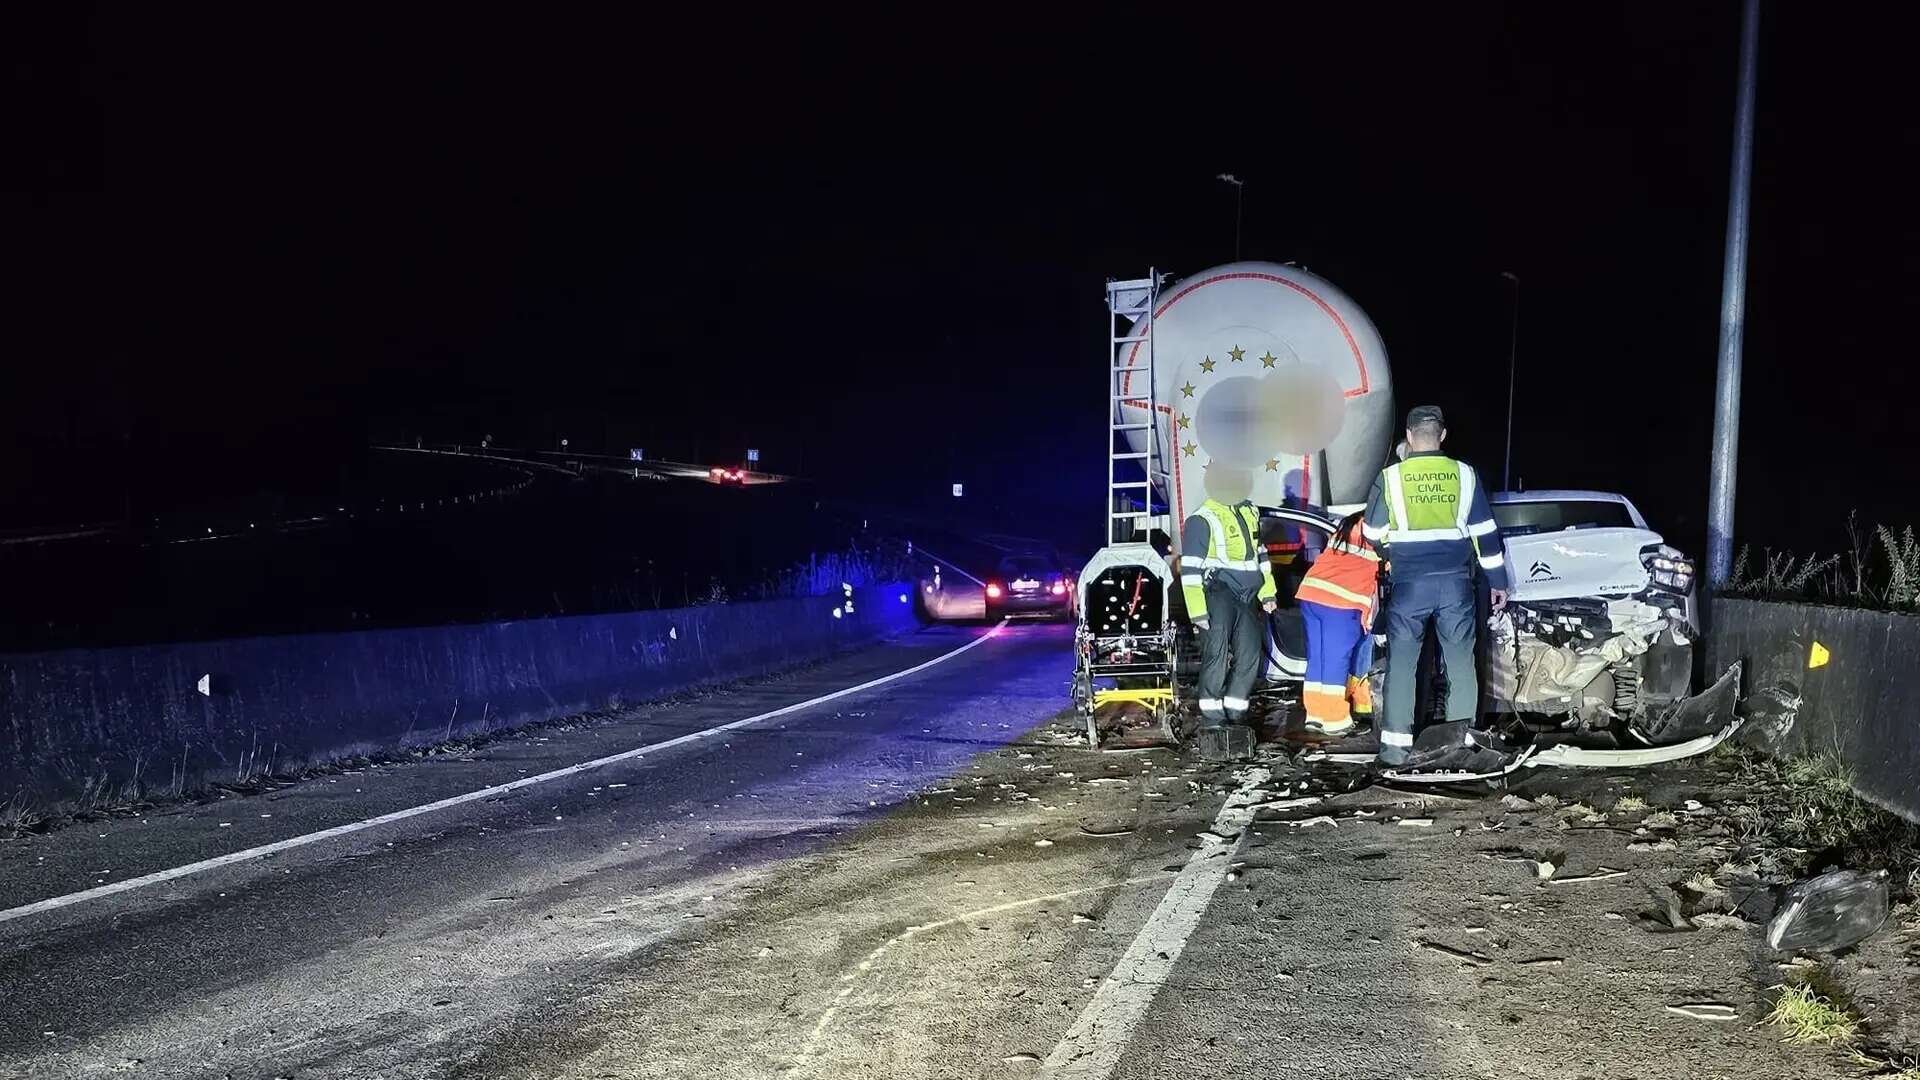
1765, 869, 1890, 952
1666, 1003, 1738, 1021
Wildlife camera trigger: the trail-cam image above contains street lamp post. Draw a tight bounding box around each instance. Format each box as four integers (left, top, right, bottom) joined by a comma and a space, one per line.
1216, 174, 1245, 260
1501, 271, 1520, 491
1707, 0, 1762, 589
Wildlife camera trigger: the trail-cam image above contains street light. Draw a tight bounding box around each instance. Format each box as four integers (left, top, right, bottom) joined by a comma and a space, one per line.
1217, 174, 1245, 260
1500, 271, 1520, 491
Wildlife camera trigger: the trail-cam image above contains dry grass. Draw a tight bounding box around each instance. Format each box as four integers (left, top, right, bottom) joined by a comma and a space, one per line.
1725, 515, 1920, 608
1, 793, 43, 838
1681, 871, 1727, 898
1766, 981, 1861, 1046
1613, 795, 1650, 814
1720, 749, 1920, 896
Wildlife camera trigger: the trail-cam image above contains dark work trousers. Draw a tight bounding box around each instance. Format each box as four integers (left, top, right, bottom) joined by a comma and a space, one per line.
1198, 582, 1265, 726
1381, 571, 1477, 762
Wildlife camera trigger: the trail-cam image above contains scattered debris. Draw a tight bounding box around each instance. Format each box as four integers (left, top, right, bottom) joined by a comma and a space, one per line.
1078, 824, 1135, 838
1001, 1052, 1042, 1063
1690, 912, 1756, 931
1033, 839, 1054, 847
1396, 817, 1435, 828
1766, 869, 1890, 952
1415, 939, 1493, 966
1253, 796, 1325, 812
1547, 867, 1630, 885
1287, 815, 1338, 829
1500, 794, 1536, 812
1665, 1003, 1738, 1022
1642, 811, 1681, 830
1627, 839, 1679, 852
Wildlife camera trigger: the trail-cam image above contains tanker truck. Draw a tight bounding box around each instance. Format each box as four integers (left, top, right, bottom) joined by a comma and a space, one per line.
1074, 261, 1741, 773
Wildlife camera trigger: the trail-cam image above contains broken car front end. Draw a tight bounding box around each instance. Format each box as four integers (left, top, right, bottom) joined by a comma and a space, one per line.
1387, 533, 1745, 781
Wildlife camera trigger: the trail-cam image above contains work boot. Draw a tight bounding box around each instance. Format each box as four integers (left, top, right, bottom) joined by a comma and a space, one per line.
1195, 725, 1254, 762
1347, 675, 1374, 717
1304, 715, 1356, 737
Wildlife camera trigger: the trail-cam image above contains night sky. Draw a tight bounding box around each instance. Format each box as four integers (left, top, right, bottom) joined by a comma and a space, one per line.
8, 4, 1917, 554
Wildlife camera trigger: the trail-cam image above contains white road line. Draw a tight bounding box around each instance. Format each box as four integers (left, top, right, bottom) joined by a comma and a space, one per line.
1038, 766, 1271, 1079
0, 622, 1008, 927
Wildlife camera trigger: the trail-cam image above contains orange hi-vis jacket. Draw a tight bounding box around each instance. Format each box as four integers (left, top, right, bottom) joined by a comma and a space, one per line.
1295, 532, 1382, 628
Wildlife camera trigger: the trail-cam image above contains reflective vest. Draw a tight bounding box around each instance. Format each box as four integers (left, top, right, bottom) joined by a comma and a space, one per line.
1362, 452, 1509, 588
1179, 499, 1278, 616
1296, 531, 1381, 626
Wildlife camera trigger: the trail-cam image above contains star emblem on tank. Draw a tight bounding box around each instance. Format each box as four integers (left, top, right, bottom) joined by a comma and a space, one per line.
1176, 412, 1191, 430
1260, 350, 1277, 368
1180, 381, 1196, 398
1199, 356, 1216, 373
1228, 345, 1246, 362
1183, 440, 1198, 457
1265, 458, 1281, 472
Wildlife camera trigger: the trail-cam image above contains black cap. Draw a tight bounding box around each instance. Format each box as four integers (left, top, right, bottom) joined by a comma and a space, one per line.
1406, 404, 1445, 429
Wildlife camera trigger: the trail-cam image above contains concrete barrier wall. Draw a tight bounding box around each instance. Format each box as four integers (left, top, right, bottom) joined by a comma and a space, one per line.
1, 584, 921, 813
1708, 597, 1920, 821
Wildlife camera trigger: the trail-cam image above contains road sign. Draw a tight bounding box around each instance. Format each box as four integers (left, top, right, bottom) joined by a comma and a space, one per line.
746, 448, 760, 463
630, 448, 645, 462
952, 483, 964, 497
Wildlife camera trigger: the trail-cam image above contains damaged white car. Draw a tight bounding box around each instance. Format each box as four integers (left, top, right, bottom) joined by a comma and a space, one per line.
1383, 490, 1742, 780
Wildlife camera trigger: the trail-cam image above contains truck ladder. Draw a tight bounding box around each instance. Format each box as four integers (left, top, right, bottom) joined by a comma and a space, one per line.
1106, 271, 1168, 544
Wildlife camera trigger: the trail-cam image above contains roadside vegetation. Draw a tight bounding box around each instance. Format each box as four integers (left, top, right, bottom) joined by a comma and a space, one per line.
1727, 515, 1920, 609
1716, 748, 1920, 897
1765, 970, 1920, 1079
751, 539, 921, 601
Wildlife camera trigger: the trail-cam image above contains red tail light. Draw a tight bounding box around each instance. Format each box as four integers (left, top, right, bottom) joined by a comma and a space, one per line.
1049, 582, 1066, 596
985, 583, 1003, 599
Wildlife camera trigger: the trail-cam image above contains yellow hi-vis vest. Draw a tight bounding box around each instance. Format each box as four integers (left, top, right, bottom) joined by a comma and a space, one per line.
1179, 499, 1278, 616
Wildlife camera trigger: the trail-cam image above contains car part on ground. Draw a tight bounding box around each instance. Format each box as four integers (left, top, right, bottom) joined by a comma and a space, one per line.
1766, 869, 1891, 952
1382, 663, 1743, 783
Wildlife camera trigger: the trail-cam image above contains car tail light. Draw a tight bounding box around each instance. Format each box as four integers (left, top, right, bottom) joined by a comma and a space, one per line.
1050, 582, 1066, 596
985, 583, 1003, 599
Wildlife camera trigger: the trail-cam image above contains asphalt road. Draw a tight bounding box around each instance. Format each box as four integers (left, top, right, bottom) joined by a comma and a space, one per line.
0, 623, 1898, 1079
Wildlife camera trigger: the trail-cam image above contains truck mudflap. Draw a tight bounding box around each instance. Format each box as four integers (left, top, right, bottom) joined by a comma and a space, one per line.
1382, 662, 1743, 784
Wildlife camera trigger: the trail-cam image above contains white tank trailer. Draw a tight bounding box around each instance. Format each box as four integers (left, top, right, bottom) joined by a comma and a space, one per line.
1113, 260, 1395, 547
1072, 262, 1396, 746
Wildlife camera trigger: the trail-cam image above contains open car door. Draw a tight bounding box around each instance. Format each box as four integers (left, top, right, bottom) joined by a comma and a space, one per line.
1255, 505, 1342, 683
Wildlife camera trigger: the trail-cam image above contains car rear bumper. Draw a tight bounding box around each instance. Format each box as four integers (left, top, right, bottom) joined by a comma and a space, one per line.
991, 592, 1072, 616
